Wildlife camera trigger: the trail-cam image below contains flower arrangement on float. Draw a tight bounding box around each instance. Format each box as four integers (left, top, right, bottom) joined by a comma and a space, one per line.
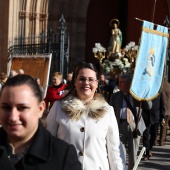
92, 41, 138, 76
102, 57, 131, 75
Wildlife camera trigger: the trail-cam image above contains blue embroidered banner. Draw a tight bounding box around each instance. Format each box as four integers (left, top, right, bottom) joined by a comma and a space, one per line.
130, 21, 169, 101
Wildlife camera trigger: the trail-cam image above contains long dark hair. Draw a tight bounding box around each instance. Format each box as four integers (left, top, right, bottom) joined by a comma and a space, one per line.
64, 62, 99, 97
0, 74, 43, 102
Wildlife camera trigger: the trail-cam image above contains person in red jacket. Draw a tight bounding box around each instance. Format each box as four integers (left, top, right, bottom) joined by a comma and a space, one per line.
44, 72, 67, 111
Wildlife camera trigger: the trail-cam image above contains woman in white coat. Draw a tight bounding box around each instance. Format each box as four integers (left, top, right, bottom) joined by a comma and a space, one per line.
46, 62, 126, 170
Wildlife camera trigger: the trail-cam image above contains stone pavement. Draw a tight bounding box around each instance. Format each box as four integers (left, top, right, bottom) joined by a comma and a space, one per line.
137, 130, 170, 170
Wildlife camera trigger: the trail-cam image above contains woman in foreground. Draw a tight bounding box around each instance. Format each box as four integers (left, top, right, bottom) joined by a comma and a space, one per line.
46, 62, 126, 170
0, 74, 81, 170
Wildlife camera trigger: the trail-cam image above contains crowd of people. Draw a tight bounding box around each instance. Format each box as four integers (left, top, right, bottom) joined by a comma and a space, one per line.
0, 62, 169, 170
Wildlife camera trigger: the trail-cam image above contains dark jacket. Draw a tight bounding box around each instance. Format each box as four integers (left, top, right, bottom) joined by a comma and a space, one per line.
0, 122, 82, 170
109, 91, 140, 124
142, 93, 165, 125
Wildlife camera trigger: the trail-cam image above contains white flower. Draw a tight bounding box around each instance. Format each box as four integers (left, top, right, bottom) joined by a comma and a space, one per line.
122, 58, 128, 62
101, 57, 131, 75
93, 43, 106, 52
105, 66, 111, 74
125, 63, 131, 68
95, 43, 101, 48
113, 59, 122, 65
109, 62, 114, 67
119, 63, 124, 69
92, 47, 98, 53
117, 53, 122, 57
122, 68, 127, 73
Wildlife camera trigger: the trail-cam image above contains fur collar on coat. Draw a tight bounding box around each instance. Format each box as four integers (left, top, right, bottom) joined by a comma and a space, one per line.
61, 93, 108, 121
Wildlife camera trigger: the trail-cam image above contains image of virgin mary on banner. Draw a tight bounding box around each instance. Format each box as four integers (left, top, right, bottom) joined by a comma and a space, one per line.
130, 20, 169, 101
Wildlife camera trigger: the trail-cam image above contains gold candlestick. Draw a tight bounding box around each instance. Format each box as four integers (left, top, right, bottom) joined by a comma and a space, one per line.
125, 42, 139, 72
92, 43, 106, 64
93, 51, 105, 64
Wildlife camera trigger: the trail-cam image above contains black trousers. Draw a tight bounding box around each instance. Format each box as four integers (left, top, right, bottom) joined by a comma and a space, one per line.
143, 123, 159, 155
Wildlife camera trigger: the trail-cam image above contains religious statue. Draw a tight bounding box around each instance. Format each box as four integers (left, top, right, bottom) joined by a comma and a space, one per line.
108, 19, 122, 55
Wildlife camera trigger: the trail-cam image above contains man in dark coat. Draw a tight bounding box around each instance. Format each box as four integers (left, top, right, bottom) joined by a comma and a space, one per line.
109, 74, 142, 170
0, 122, 82, 170
142, 93, 165, 161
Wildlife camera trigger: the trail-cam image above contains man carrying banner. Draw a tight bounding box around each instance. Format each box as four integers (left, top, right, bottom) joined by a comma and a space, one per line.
142, 93, 165, 161
110, 74, 146, 170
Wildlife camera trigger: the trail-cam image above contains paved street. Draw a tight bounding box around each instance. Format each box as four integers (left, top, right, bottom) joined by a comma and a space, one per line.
137, 130, 170, 170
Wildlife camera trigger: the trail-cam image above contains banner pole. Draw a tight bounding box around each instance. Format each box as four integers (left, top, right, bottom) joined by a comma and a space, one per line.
151, 0, 157, 23
134, 18, 170, 30
134, 101, 142, 135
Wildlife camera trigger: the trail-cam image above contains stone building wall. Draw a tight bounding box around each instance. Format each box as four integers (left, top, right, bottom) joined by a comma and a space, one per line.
0, 0, 169, 74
